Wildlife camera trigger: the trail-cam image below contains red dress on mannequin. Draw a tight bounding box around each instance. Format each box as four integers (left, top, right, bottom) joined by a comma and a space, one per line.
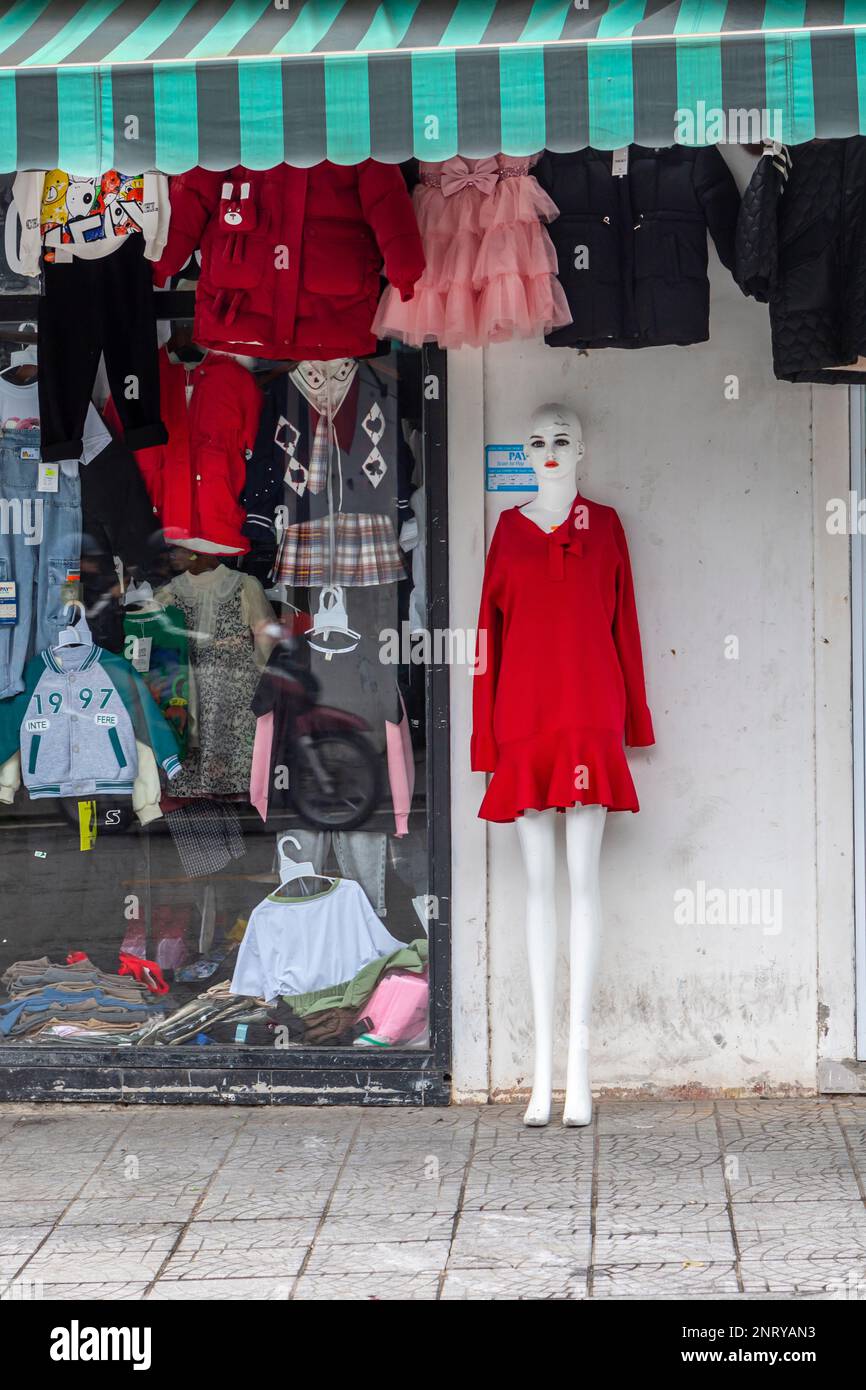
471, 495, 654, 822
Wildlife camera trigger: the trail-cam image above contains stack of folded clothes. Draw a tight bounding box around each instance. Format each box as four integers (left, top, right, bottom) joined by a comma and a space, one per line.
0, 957, 166, 1041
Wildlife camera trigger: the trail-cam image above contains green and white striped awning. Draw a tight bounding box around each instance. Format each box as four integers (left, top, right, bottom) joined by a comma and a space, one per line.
2, 0, 866, 172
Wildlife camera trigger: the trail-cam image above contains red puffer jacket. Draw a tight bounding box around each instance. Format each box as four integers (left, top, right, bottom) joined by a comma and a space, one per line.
154, 162, 425, 361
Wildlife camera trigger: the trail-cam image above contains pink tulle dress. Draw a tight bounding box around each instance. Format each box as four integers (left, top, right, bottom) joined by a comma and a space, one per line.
372, 155, 571, 349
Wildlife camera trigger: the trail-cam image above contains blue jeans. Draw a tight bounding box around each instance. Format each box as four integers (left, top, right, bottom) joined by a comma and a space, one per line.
0, 430, 82, 698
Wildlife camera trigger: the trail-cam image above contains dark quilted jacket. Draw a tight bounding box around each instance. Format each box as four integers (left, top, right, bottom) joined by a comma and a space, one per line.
736, 139, 866, 383
535, 146, 741, 349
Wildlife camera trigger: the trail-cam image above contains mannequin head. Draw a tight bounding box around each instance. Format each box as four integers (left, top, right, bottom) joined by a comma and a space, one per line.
526, 404, 585, 487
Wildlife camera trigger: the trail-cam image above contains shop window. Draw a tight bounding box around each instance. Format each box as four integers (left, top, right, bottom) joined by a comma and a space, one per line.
0, 186, 450, 1094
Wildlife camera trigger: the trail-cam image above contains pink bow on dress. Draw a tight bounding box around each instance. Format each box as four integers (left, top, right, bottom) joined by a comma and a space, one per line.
440, 157, 499, 198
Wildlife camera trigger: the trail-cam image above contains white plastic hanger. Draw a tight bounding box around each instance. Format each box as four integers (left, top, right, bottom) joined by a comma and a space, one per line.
123, 577, 159, 611
276, 834, 318, 885
276, 834, 333, 889
56, 600, 93, 648
9, 324, 38, 369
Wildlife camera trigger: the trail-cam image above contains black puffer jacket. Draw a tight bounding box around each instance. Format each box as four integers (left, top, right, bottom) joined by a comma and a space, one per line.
535, 146, 741, 350
736, 139, 866, 383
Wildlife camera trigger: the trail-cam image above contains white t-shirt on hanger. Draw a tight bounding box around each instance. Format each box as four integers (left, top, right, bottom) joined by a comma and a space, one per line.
230, 878, 405, 1003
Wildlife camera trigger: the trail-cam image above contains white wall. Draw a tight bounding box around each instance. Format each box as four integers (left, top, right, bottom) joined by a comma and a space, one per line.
448, 151, 855, 1099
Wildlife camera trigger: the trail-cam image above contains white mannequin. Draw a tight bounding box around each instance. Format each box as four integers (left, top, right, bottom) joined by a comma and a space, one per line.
518, 404, 605, 1128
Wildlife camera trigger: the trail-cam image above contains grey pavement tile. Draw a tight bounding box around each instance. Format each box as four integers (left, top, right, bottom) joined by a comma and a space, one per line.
461, 1171, 593, 1211
721, 1132, 850, 1154
0, 1254, 42, 1279
90, 1152, 224, 1178
359, 1109, 475, 1134
599, 1292, 831, 1301
599, 1138, 724, 1170
596, 1173, 727, 1203
292, 1273, 440, 1300
0, 1226, 53, 1255
58, 1196, 200, 1224
25, 1223, 182, 1256
739, 1260, 866, 1296
718, 1115, 849, 1150
472, 1128, 594, 1154
21, 1224, 180, 1282
224, 1137, 351, 1162
473, 1116, 593, 1142
159, 1247, 308, 1281
591, 1262, 740, 1298
472, 1139, 594, 1162
75, 1173, 213, 1202
147, 1277, 290, 1300
192, 1188, 330, 1222
173, 1218, 318, 1252
832, 1101, 866, 1126
0, 1180, 89, 1202
22, 1253, 171, 1283
594, 1232, 736, 1265
728, 1156, 861, 1203
595, 1203, 731, 1236
717, 1101, 843, 1119
122, 1111, 246, 1131
15, 1282, 149, 1301
316, 1212, 453, 1244
732, 1201, 866, 1260
0, 1202, 66, 1227
4, 1116, 122, 1142
213, 1160, 343, 1185
441, 1267, 587, 1299
731, 1199, 866, 1233
595, 1102, 716, 1134
475, 1103, 540, 1123
327, 1179, 465, 1216
344, 1142, 468, 1167
448, 1210, 591, 1270
303, 1239, 452, 1275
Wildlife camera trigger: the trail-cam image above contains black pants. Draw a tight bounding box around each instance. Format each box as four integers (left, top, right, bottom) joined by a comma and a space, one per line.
38, 235, 167, 462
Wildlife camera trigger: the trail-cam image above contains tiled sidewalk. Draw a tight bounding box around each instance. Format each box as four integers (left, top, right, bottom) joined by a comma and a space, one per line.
0, 1098, 865, 1300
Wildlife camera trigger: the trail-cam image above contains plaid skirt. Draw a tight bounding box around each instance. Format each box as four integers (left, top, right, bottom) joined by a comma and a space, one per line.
274, 513, 407, 587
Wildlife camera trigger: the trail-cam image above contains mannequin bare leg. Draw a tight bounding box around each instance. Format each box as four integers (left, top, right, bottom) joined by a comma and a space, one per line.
563, 804, 606, 1126
515, 810, 557, 1126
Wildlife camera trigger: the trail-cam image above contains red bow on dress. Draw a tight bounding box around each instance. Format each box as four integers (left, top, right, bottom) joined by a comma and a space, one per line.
441, 157, 499, 198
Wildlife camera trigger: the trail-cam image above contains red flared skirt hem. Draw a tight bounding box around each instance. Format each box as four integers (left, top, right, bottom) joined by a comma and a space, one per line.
478, 727, 640, 823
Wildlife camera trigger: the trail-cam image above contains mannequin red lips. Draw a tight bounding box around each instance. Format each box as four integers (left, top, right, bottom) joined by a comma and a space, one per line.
544, 460, 558, 469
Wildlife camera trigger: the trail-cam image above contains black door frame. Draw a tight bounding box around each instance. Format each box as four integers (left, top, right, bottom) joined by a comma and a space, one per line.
0, 302, 452, 1105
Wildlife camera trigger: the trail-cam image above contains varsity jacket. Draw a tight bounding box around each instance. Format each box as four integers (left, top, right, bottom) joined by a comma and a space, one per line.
0, 642, 181, 818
